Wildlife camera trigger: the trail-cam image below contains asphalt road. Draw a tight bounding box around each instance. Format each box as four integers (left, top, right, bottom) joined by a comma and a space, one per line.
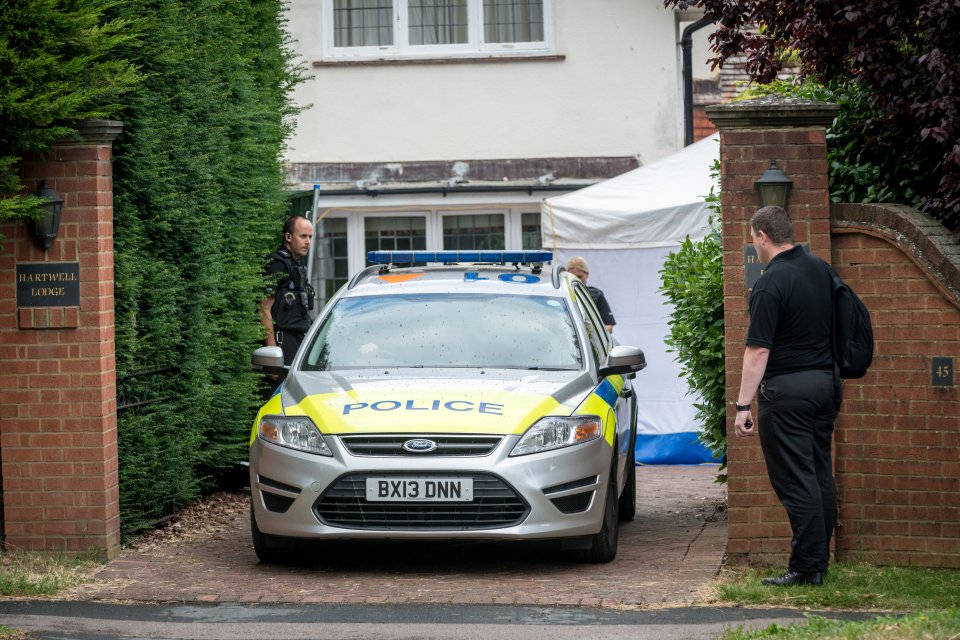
0, 600, 880, 640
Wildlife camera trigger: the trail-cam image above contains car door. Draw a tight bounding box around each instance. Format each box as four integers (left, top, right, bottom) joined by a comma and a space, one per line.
571, 282, 631, 488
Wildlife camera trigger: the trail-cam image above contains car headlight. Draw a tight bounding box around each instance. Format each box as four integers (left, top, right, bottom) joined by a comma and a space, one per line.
258, 415, 332, 456
510, 415, 602, 457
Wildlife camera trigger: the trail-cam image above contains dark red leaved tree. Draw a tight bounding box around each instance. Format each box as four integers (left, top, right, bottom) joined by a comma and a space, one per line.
666, 0, 960, 233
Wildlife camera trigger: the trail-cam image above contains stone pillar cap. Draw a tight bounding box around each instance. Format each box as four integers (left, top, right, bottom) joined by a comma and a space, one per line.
76, 120, 124, 143
706, 96, 839, 129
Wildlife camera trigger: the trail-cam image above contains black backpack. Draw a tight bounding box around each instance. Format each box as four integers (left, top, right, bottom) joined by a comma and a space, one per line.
823, 261, 874, 379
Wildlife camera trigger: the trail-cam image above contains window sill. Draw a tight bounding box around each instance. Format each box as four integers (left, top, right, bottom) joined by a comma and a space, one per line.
313, 54, 565, 68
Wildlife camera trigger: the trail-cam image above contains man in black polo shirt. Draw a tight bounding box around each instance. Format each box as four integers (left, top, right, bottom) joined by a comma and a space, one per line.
733, 205, 839, 587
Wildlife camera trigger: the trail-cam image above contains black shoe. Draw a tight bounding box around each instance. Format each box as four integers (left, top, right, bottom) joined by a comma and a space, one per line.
761, 570, 823, 587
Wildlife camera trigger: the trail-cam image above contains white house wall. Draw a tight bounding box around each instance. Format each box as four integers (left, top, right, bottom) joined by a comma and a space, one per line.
285, 0, 688, 167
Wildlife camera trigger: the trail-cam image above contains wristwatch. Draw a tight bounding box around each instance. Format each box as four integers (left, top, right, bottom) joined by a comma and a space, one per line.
734, 402, 751, 412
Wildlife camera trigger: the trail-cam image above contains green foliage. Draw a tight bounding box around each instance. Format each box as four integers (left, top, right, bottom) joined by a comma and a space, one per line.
108, 0, 303, 534
717, 562, 960, 639
717, 562, 960, 612
659, 161, 726, 475
664, 0, 960, 232
738, 79, 925, 212
0, 0, 139, 233
720, 611, 960, 640
0, 550, 101, 597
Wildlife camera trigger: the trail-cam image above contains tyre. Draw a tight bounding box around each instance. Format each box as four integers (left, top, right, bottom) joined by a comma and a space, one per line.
618, 440, 637, 522
583, 461, 619, 563
250, 500, 295, 564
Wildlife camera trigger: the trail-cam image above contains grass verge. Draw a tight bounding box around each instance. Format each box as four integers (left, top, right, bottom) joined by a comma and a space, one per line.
0, 550, 102, 597
0, 626, 30, 640
721, 610, 960, 640
715, 562, 960, 639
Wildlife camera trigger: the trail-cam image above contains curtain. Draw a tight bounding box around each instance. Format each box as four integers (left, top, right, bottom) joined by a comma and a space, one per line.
409, 0, 469, 45
334, 0, 394, 46
483, 0, 543, 43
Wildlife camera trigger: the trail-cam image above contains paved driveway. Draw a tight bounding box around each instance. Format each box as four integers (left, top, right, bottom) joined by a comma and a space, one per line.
76, 465, 726, 608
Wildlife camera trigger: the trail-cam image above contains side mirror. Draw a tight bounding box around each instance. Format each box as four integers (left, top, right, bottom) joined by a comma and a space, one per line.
252, 346, 287, 375
598, 345, 646, 378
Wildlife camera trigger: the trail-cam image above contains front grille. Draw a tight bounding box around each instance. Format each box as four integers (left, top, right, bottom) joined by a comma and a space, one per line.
314, 472, 529, 530
339, 434, 503, 457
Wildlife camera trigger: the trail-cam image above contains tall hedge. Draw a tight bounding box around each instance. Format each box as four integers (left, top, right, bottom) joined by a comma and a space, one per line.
659, 164, 726, 479
0, 0, 138, 237
109, 0, 302, 533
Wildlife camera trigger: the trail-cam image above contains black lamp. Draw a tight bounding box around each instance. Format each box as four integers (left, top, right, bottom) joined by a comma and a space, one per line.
754, 161, 793, 209
34, 180, 64, 251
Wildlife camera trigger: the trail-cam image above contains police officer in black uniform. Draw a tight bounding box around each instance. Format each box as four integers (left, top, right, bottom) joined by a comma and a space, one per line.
261, 215, 315, 365
566, 256, 616, 333
734, 205, 838, 587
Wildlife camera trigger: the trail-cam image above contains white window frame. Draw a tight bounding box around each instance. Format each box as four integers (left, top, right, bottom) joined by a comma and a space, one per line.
321, 0, 555, 61
318, 207, 539, 281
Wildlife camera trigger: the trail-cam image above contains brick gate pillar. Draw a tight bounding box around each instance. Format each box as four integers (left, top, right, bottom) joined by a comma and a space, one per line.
705, 97, 838, 566
0, 120, 123, 559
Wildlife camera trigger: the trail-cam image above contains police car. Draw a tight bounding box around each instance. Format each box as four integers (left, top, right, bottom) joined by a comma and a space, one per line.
249, 250, 646, 563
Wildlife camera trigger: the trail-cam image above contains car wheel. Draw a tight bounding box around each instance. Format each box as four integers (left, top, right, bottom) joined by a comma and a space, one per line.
583, 460, 619, 563
250, 499, 295, 564
618, 439, 637, 522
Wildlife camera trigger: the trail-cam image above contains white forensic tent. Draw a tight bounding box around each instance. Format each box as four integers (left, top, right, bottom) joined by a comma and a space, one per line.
542, 133, 720, 464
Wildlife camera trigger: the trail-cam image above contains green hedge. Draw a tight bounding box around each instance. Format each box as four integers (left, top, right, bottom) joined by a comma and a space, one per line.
109, 0, 302, 534
0, 0, 138, 237
659, 163, 726, 478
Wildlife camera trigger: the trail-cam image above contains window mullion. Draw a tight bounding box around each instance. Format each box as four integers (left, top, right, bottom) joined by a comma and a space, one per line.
396, 1, 409, 52
469, 0, 482, 47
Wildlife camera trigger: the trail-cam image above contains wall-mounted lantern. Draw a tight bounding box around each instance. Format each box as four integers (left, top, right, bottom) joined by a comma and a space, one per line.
754, 161, 793, 210
33, 180, 64, 251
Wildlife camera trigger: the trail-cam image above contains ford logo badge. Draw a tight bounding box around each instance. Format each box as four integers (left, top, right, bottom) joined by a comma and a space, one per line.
403, 438, 438, 453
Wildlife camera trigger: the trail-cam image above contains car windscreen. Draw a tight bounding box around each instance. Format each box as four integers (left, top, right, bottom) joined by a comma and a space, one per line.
301, 293, 582, 371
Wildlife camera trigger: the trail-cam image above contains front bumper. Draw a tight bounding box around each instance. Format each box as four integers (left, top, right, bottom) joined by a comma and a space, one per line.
250, 433, 613, 541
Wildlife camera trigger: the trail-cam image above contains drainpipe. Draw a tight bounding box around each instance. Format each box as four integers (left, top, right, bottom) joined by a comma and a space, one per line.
681, 17, 713, 147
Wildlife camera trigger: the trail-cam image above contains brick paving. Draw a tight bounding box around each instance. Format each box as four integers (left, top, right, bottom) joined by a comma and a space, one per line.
77, 465, 726, 608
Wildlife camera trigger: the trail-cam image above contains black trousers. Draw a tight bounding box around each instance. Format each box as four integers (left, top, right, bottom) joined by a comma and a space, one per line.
275, 329, 305, 365
259, 330, 305, 401
758, 368, 839, 574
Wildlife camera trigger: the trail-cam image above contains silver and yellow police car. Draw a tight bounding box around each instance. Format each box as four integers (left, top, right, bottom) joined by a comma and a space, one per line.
249, 250, 646, 563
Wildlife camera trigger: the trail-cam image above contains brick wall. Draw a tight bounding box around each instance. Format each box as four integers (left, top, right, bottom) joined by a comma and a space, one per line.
707, 98, 837, 566
0, 120, 123, 558
692, 107, 718, 143
708, 98, 960, 570
831, 203, 960, 568
692, 79, 720, 143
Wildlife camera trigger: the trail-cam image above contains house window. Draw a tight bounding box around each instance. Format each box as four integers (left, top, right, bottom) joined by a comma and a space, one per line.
333, 0, 394, 47
364, 216, 427, 264
521, 212, 541, 249
442, 214, 505, 250
324, 0, 553, 60
315, 217, 349, 301
409, 0, 469, 45
484, 0, 544, 43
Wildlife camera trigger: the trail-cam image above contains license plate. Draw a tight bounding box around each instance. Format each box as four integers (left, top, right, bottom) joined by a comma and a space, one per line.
365, 477, 473, 502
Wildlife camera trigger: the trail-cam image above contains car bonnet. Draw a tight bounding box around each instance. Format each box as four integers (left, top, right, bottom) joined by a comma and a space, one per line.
254, 368, 604, 437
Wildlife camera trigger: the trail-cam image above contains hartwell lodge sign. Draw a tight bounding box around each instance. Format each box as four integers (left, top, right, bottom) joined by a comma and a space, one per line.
16, 262, 81, 307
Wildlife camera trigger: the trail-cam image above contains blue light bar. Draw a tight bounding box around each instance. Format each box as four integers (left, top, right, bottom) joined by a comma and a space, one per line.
368, 250, 553, 264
